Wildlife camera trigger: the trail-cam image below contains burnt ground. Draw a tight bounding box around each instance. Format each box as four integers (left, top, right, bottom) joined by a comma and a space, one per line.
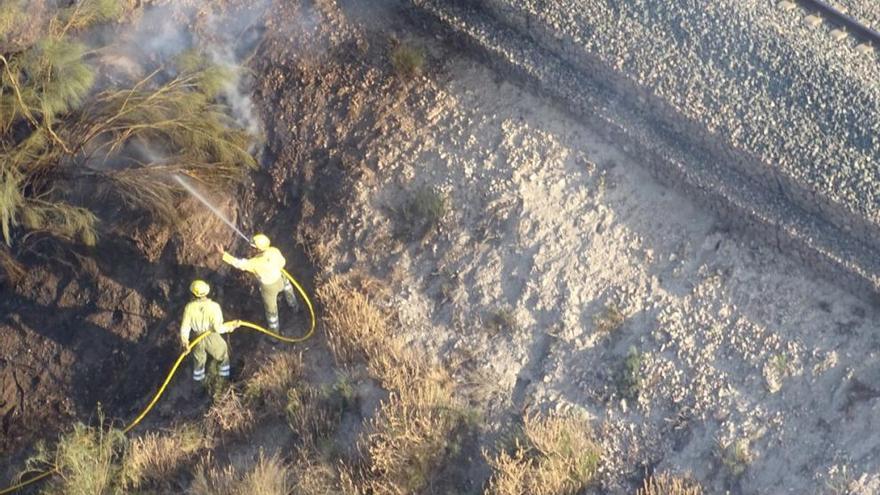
0, 0, 431, 485
9, 0, 870, 492
0, 191, 268, 465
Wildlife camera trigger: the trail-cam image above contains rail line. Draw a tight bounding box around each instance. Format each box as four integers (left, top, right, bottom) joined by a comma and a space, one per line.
784, 0, 880, 51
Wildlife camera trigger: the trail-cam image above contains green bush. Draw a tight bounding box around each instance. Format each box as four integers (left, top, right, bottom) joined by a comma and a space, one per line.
0, 1, 256, 249
390, 43, 425, 78
618, 346, 643, 401
396, 186, 447, 241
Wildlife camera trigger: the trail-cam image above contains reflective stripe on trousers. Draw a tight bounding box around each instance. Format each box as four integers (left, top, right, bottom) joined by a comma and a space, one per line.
193, 367, 206, 381
191, 332, 230, 380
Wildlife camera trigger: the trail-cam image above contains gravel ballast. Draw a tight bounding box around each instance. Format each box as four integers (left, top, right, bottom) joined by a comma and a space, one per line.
409, 0, 880, 295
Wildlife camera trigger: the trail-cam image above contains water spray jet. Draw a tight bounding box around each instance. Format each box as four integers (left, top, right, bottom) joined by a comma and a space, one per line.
173, 174, 251, 244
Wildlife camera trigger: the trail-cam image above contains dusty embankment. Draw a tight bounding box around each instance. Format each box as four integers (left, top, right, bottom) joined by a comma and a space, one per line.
409, 0, 880, 300
298, 3, 880, 494
317, 44, 880, 493
5, 0, 880, 493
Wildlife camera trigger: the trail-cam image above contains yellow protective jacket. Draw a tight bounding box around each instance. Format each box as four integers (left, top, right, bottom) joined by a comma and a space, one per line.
180, 298, 233, 346
222, 247, 285, 285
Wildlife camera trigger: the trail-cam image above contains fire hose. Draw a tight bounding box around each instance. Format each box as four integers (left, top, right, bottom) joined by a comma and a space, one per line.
0, 268, 314, 494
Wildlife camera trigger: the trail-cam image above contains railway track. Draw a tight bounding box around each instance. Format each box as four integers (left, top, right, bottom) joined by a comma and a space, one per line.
782, 0, 880, 53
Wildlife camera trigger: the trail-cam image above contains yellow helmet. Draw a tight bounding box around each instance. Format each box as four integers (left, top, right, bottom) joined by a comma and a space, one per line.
252, 233, 271, 251
190, 279, 210, 298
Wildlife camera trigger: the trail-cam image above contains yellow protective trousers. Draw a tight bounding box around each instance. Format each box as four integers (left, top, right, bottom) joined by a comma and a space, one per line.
261, 277, 297, 330
191, 332, 230, 380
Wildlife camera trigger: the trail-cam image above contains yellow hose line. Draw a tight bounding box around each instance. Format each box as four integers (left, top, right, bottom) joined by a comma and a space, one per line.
0, 331, 212, 495
122, 331, 211, 435
278, 268, 316, 342
0, 469, 56, 495
1, 269, 315, 494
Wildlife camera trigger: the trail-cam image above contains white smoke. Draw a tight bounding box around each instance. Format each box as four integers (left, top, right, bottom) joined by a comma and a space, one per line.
96, 1, 270, 142
200, 1, 270, 141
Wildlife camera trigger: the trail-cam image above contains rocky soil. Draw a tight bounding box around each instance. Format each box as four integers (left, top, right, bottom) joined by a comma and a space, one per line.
836, 0, 880, 29
4, 1, 880, 493
311, 27, 880, 494
437, 0, 880, 292
480, 0, 880, 238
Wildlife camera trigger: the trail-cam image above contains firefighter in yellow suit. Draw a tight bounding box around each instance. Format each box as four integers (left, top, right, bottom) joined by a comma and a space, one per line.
218, 234, 298, 332
180, 280, 240, 382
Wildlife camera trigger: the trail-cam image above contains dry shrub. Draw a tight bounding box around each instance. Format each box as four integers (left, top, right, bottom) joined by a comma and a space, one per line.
285, 386, 343, 452
0, 244, 24, 284
593, 302, 625, 334
121, 423, 207, 489
636, 472, 703, 495
290, 454, 361, 495
361, 381, 470, 495
319, 275, 474, 494
0, 0, 47, 51
25, 418, 126, 495
204, 387, 254, 436
318, 276, 391, 365
486, 413, 602, 495
244, 351, 305, 409
190, 452, 291, 495
1, 2, 255, 253
395, 186, 446, 241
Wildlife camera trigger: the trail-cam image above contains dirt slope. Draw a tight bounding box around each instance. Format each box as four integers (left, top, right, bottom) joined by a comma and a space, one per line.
308, 29, 880, 494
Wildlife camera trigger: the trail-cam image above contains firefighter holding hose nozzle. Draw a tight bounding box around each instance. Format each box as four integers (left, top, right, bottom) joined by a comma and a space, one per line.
217, 234, 299, 332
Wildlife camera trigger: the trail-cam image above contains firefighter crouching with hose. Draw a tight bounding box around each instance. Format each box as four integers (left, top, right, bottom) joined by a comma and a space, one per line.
217, 234, 300, 333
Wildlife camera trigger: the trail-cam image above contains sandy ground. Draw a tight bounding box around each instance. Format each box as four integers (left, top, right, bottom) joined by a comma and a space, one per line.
318, 49, 880, 493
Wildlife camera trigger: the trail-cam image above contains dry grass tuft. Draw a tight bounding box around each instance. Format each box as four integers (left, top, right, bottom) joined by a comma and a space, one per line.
204, 387, 254, 436
25, 416, 126, 495
244, 351, 305, 409
318, 276, 392, 366
361, 381, 471, 495
485, 412, 602, 495
284, 371, 358, 456
285, 385, 344, 453
0, 244, 24, 284
390, 43, 425, 78
121, 423, 207, 490
636, 472, 704, 495
319, 274, 474, 494
190, 452, 292, 495
289, 454, 362, 495
239, 453, 293, 495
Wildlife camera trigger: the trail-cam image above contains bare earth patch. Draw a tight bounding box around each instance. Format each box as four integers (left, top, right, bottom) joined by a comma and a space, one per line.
316, 52, 880, 493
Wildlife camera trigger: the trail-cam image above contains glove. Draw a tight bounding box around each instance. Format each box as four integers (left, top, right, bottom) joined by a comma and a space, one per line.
222, 320, 242, 333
